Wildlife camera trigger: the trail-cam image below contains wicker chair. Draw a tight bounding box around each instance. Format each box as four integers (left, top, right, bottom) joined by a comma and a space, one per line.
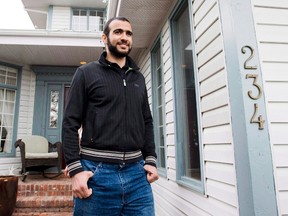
15, 135, 62, 181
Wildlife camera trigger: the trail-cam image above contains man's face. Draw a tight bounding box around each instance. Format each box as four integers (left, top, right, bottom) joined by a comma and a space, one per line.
103, 20, 133, 58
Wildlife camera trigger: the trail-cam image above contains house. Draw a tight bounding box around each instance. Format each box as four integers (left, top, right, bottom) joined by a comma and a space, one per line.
0, 0, 287, 215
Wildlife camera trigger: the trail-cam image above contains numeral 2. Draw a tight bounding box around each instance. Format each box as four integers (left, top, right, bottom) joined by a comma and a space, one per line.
241, 46, 257, 70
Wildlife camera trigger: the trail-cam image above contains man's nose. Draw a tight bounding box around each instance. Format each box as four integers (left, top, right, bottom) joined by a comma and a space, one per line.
121, 33, 129, 40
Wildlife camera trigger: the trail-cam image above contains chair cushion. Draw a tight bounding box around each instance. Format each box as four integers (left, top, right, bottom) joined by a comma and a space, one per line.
22, 135, 49, 153
25, 152, 58, 159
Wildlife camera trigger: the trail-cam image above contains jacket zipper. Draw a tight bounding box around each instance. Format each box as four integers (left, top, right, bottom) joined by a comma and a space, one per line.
106, 64, 134, 164
122, 67, 133, 163
123, 67, 132, 86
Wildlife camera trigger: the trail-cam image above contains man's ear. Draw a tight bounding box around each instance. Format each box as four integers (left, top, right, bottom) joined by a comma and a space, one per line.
102, 33, 107, 44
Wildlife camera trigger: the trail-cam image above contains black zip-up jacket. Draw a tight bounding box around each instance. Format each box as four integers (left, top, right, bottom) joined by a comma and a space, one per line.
62, 52, 157, 177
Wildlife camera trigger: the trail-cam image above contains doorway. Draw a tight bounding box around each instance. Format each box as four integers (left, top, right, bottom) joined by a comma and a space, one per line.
32, 66, 76, 143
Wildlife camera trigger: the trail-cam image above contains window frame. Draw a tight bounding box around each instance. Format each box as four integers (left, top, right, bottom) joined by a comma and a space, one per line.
151, 37, 167, 176
71, 8, 105, 32
170, 0, 204, 192
0, 62, 21, 157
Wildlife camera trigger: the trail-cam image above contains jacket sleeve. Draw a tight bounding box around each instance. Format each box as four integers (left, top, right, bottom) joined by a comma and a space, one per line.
62, 67, 86, 177
142, 85, 157, 167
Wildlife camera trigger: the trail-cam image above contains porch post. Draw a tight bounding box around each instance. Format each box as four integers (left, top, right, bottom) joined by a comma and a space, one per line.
218, 0, 278, 215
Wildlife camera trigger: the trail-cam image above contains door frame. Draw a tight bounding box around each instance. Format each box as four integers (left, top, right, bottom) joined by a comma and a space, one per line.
31, 66, 76, 143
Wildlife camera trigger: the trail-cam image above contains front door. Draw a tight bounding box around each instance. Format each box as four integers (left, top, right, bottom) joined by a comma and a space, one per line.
33, 82, 68, 143
32, 66, 76, 143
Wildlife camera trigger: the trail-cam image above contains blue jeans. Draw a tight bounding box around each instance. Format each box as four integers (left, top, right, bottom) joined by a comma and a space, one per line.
73, 159, 155, 216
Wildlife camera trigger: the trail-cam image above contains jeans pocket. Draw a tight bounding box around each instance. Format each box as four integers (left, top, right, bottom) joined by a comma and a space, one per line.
136, 160, 146, 173
81, 159, 102, 176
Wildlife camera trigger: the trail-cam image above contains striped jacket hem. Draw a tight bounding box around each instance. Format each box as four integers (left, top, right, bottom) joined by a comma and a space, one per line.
67, 147, 157, 176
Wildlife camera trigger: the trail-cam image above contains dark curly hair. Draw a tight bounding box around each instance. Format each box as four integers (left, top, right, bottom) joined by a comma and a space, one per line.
103, 17, 131, 36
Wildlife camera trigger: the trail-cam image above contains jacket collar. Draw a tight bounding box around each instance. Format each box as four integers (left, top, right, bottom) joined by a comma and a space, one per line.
98, 52, 139, 71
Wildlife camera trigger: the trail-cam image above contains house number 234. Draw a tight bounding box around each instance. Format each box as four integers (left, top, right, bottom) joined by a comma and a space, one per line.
241, 45, 265, 130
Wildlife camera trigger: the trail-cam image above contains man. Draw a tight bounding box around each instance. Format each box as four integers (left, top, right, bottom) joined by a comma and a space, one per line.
62, 17, 159, 216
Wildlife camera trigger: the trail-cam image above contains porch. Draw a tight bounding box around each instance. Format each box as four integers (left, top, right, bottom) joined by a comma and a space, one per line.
13, 173, 73, 216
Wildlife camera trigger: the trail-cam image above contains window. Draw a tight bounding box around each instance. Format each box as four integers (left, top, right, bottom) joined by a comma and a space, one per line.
171, 1, 202, 189
0, 64, 20, 156
49, 90, 59, 128
151, 39, 166, 173
72, 9, 105, 31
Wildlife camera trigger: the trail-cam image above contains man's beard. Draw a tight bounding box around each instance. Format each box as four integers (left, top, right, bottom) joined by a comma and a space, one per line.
107, 38, 132, 58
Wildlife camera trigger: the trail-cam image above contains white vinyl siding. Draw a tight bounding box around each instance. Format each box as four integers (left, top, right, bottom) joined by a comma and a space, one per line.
49, 7, 104, 31
50, 6, 71, 30
18, 68, 36, 137
162, 21, 176, 182
194, 0, 238, 212
252, 1, 288, 215
136, 0, 239, 215
139, 50, 153, 107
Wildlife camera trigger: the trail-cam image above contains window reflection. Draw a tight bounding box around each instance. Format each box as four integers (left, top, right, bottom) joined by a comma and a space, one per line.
50, 91, 59, 128
152, 41, 166, 169
72, 9, 105, 31
0, 120, 7, 153
172, 6, 200, 180
0, 68, 17, 154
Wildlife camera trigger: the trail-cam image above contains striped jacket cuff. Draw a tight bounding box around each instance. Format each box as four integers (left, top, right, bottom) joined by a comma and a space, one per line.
67, 160, 84, 177
145, 156, 157, 167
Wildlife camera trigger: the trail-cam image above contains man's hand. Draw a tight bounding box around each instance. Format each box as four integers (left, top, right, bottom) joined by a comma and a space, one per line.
71, 171, 93, 199
64, 166, 69, 177
144, 164, 159, 183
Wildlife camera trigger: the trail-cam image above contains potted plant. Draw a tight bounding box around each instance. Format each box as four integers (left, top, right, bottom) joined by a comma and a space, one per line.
0, 168, 19, 216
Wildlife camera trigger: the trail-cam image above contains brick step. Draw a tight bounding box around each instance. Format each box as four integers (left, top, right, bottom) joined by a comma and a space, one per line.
13, 210, 72, 216
16, 195, 73, 208
17, 175, 73, 197
13, 174, 73, 215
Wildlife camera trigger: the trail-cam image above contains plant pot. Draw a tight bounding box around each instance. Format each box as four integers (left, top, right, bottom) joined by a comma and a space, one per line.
0, 175, 18, 216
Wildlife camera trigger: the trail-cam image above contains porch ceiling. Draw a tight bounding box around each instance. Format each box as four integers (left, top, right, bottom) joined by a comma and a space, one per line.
0, 0, 176, 67
0, 44, 104, 67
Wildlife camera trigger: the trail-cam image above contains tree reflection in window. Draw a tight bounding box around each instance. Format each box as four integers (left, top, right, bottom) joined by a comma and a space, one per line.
50, 91, 59, 128
0, 65, 17, 154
